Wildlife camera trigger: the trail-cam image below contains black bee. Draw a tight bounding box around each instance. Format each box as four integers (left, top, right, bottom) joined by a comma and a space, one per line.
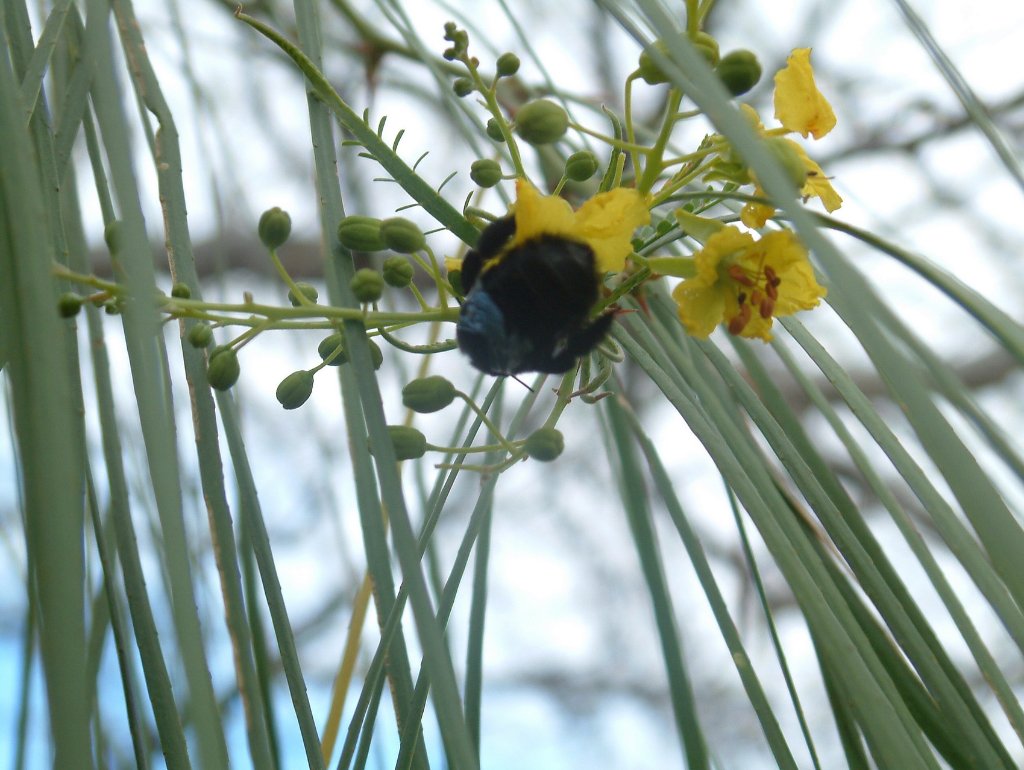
456, 215, 614, 375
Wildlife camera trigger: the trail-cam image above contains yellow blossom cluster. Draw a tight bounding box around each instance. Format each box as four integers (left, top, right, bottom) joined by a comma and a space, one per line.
450, 48, 835, 347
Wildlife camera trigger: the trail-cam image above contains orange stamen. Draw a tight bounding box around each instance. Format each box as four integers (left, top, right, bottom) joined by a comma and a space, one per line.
728, 304, 752, 335
728, 265, 756, 287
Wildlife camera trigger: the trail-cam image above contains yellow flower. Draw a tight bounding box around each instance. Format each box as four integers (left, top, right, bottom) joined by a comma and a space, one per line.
671, 226, 826, 341
509, 179, 650, 273
795, 143, 843, 212
740, 138, 843, 227
774, 48, 836, 140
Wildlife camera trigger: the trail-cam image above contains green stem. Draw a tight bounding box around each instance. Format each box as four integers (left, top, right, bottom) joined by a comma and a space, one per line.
456, 392, 517, 452
569, 121, 653, 153
268, 247, 317, 308
686, 0, 700, 35
637, 89, 683, 195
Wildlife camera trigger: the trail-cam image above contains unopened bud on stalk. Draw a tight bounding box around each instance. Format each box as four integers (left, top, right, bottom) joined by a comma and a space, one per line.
523, 428, 565, 461
470, 159, 503, 188
288, 282, 319, 306
565, 151, 599, 181
337, 215, 386, 252
716, 50, 762, 96
380, 217, 426, 254
402, 376, 457, 413
187, 322, 213, 348
276, 370, 315, 409
258, 207, 292, 250
350, 268, 384, 303
378, 425, 427, 460
206, 346, 240, 391
382, 256, 415, 288
515, 100, 569, 145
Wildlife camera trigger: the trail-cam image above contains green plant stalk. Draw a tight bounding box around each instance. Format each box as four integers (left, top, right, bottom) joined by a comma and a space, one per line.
285, 0, 428, 764
724, 486, 820, 769
612, 304, 938, 768
78, 108, 193, 769
0, 27, 91, 767
110, 0, 286, 764
767, 336, 1024, 744
604, 393, 710, 769
336, 383, 509, 769
695, 333, 1013, 766
87, 0, 230, 763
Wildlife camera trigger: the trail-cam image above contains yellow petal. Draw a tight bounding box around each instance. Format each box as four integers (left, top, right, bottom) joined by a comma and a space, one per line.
672, 227, 752, 337
673, 278, 725, 338
697, 226, 754, 272
510, 180, 650, 274
573, 187, 650, 272
511, 179, 575, 247
799, 153, 843, 212
736, 313, 775, 341
774, 48, 836, 140
755, 230, 827, 314
444, 256, 463, 273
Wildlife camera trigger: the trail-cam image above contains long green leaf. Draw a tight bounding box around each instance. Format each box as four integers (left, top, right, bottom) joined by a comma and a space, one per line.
605, 394, 710, 769
83, 0, 227, 764
0, 34, 90, 769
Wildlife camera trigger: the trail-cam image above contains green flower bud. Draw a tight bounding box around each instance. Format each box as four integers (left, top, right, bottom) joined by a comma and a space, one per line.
470, 159, 503, 188
565, 150, 599, 182
187, 322, 214, 348
692, 31, 720, 66
638, 34, 719, 85
442, 22, 468, 61
58, 292, 83, 318
380, 217, 426, 253
515, 99, 569, 145
402, 376, 457, 413
485, 118, 506, 143
367, 338, 384, 370
207, 346, 240, 391
495, 52, 520, 77
453, 77, 474, 97
287, 282, 319, 306
258, 207, 292, 250
171, 282, 191, 299
337, 215, 386, 252
350, 268, 384, 304
104, 299, 122, 315
716, 50, 762, 96
637, 40, 671, 85
523, 427, 564, 462
382, 256, 415, 288
276, 370, 315, 410
764, 137, 808, 191
318, 332, 348, 365
104, 220, 122, 254
380, 425, 427, 461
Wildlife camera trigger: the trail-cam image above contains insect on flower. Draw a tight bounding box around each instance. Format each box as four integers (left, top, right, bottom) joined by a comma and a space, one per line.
456, 214, 614, 376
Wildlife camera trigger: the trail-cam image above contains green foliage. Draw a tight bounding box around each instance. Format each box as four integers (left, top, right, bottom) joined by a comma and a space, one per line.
4, 1, 1023, 769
